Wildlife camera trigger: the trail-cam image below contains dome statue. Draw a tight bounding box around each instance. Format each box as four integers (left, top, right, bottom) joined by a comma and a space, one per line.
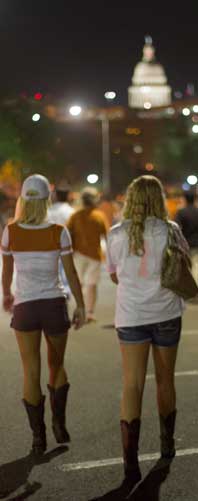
128, 37, 172, 109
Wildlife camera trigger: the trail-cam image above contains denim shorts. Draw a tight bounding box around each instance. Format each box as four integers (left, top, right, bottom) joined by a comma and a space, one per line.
11, 297, 71, 336
117, 317, 182, 347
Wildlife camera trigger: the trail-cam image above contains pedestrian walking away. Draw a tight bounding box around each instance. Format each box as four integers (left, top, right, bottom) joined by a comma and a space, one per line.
175, 189, 198, 287
67, 186, 108, 322
105, 175, 188, 496
1, 174, 85, 456
48, 181, 75, 298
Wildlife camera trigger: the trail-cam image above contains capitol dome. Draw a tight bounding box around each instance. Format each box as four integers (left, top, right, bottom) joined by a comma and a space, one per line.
128, 37, 172, 109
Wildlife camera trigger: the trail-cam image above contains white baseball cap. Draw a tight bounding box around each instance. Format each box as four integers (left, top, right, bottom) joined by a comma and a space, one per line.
21, 174, 50, 200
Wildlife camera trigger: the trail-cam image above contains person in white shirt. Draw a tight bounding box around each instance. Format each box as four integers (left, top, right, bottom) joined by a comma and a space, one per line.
48, 185, 74, 225
1, 174, 85, 456
106, 175, 186, 494
48, 184, 75, 297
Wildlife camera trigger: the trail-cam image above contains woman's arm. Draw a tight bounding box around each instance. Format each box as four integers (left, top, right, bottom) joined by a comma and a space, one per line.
61, 253, 85, 329
2, 254, 14, 311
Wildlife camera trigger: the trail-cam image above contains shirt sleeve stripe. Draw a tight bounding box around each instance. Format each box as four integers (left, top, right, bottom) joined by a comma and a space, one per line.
1, 249, 12, 255
60, 249, 73, 255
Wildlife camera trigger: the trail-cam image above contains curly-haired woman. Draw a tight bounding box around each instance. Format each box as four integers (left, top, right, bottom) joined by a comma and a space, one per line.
1, 174, 85, 455
106, 175, 187, 492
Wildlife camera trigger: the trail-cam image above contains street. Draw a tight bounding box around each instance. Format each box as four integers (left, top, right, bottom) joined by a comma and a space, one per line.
0, 268, 198, 500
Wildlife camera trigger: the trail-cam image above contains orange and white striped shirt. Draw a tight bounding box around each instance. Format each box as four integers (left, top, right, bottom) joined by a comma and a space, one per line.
1, 221, 73, 305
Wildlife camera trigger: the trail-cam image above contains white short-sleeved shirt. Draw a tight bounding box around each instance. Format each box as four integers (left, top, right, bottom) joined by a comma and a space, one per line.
1, 221, 73, 305
106, 217, 184, 328
48, 202, 74, 225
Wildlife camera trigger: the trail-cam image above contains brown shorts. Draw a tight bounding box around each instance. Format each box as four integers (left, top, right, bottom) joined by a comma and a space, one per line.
11, 297, 71, 336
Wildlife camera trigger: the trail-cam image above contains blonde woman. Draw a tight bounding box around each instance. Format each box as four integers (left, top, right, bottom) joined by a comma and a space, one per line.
106, 175, 187, 493
1, 174, 85, 455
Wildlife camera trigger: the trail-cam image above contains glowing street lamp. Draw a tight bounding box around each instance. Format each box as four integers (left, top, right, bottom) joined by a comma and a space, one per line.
104, 91, 116, 100
187, 175, 198, 186
87, 174, 99, 184
100, 91, 117, 192
32, 113, 41, 122
69, 105, 82, 116
68, 94, 118, 193
192, 125, 198, 134
144, 102, 152, 110
182, 108, 190, 116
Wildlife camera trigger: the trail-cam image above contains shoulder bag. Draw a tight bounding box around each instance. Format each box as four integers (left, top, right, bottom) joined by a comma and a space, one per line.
161, 222, 198, 300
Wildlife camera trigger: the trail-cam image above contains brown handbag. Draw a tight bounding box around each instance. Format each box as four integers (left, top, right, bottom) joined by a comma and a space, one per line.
161, 222, 198, 300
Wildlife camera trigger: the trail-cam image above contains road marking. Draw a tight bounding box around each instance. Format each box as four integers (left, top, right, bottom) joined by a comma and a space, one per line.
182, 330, 197, 336
147, 370, 198, 380
57, 447, 198, 472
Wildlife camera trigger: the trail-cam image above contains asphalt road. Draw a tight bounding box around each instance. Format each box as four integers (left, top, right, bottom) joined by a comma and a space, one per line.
0, 268, 198, 500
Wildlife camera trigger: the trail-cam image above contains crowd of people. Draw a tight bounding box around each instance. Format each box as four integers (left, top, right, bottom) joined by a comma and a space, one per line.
1, 173, 198, 497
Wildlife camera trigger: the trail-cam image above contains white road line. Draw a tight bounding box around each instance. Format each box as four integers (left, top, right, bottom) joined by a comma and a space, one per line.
147, 370, 198, 380
182, 330, 197, 335
57, 447, 198, 472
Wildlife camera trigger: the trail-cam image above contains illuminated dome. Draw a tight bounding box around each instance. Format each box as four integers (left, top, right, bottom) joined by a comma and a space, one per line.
128, 36, 172, 109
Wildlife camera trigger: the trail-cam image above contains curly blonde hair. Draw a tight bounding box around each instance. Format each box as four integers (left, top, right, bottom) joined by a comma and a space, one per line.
123, 175, 168, 255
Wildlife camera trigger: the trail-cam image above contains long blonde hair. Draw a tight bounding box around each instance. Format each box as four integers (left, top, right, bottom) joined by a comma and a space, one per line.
123, 175, 168, 255
15, 196, 50, 225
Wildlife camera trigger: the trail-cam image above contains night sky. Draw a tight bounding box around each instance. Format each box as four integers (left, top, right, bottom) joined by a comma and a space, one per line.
0, 2, 198, 106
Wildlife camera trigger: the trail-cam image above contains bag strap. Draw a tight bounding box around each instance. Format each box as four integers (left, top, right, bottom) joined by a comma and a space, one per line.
166, 221, 192, 267
166, 222, 175, 248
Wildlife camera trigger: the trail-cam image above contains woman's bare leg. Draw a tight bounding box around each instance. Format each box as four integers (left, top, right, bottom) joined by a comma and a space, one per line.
15, 330, 42, 405
45, 333, 68, 388
152, 344, 179, 417
120, 342, 150, 421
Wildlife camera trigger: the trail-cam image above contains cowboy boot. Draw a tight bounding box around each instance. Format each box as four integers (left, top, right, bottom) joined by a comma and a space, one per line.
23, 395, 47, 455
120, 418, 142, 492
47, 383, 70, 443
160, 409, 177, 459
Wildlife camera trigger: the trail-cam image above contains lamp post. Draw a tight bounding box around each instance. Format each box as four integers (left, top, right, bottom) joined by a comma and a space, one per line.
100, 91, 116, 193
68, 93, 116, 193
101, 113, 110, 193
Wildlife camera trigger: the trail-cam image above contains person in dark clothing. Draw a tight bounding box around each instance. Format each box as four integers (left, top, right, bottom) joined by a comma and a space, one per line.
175, 190, 198, 284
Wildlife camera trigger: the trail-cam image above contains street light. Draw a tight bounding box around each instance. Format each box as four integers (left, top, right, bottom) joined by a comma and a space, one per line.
68, 95, 116, 193
104, 91, 116, 101
69, 105, 82, 116
87, 174, 99, 184
182, 107, 190, 116
187, 175, 198, 185
32, 113, 41, 122
101, 91, 116, 193
192, 125, 198, 134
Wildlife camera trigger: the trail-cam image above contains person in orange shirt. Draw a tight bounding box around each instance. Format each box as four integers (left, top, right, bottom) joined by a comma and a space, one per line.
67, 187, 108, 322
98, 194, 114, 227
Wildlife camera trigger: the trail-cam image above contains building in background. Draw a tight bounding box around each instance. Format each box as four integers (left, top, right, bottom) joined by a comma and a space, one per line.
128, 36, 172, 109
0, 37, 198, 198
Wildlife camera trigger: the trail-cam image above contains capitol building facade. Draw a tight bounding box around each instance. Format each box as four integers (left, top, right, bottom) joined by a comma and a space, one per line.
128, 36, 172, 109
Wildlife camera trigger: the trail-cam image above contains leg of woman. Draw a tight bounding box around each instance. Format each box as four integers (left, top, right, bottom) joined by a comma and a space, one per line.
120, 342, 150, 421
119, 341, 150, 490
15, 329, 42, 405
15, 330, 46, 454
45, 332, 70, 443
152, 343, 179, 458
152, 344, 179, 417
45, 332, 68, 389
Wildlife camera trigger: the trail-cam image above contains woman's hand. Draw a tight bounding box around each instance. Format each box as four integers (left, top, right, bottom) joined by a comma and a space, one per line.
3, 293, 14, 313
72, 306, 86, 330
